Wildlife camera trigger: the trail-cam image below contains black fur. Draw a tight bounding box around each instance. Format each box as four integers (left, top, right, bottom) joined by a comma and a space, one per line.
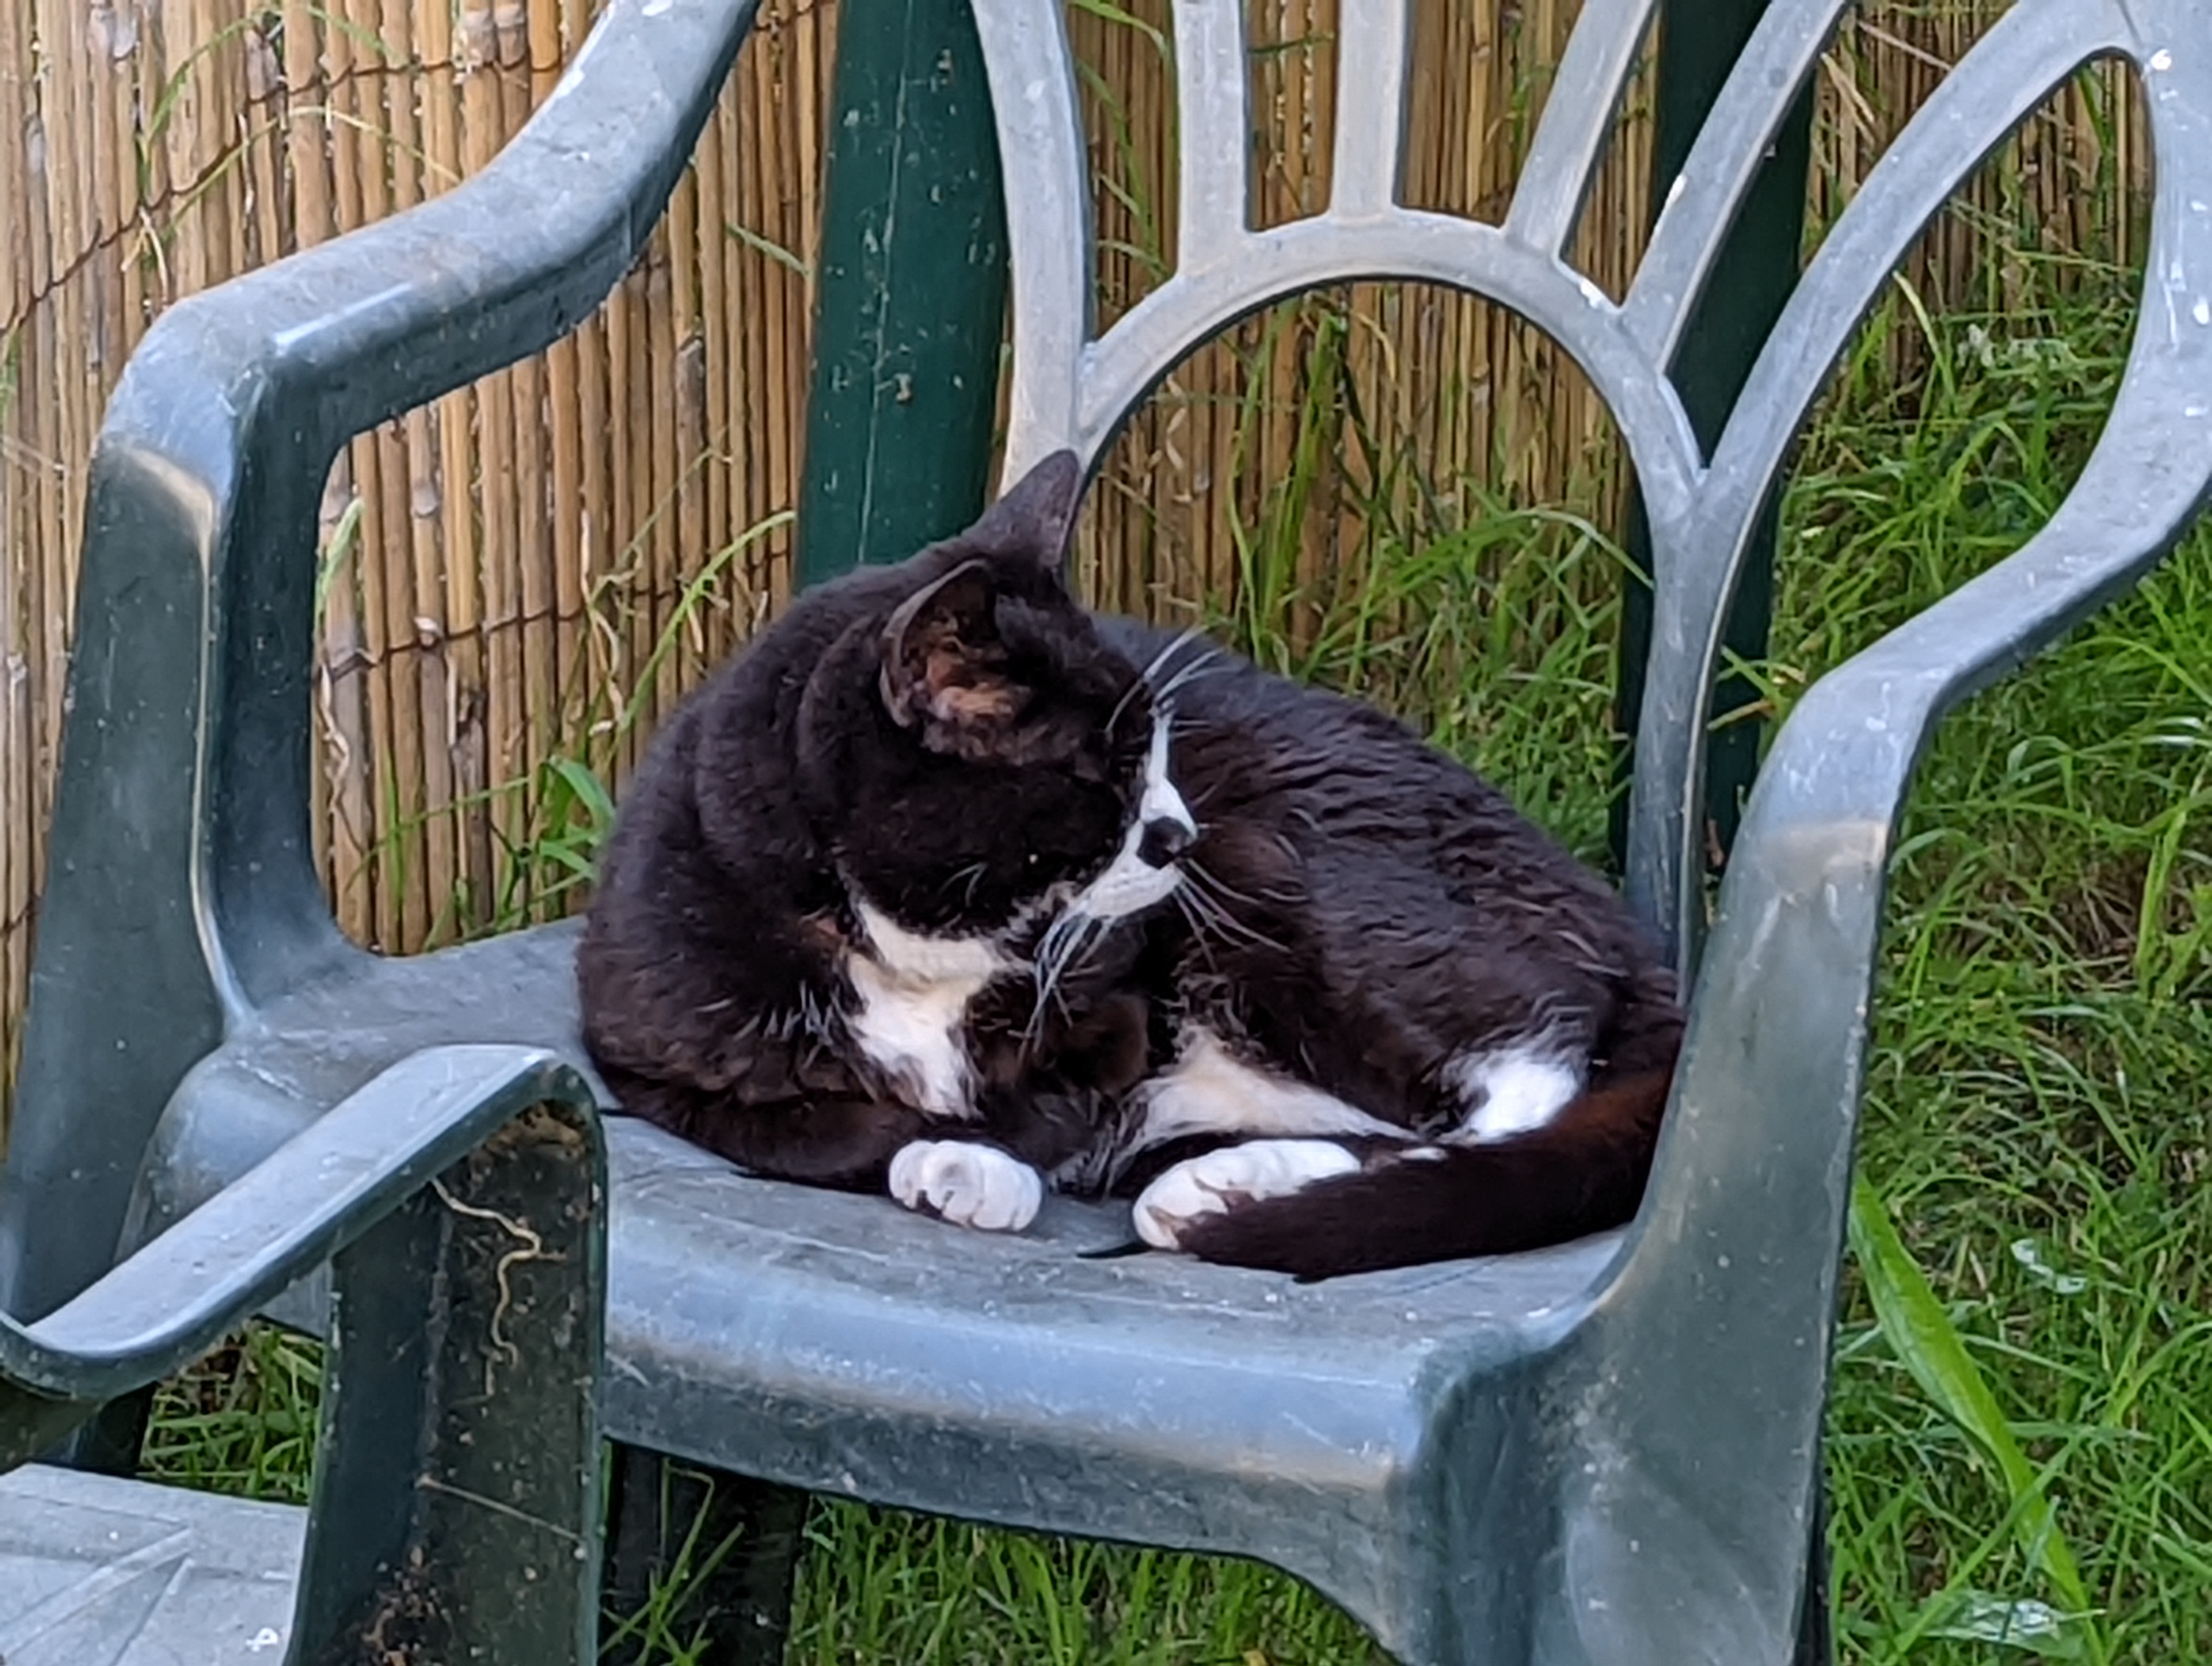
577, 452, 1683, 1277
577, 453, 1154, 1188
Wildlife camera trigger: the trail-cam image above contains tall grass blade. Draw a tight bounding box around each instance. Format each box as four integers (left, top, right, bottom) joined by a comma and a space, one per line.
1848, 1174, 2104, 1662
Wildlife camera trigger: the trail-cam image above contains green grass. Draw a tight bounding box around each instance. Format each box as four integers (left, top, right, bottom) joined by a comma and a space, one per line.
138, 254, 2211, 1662
1792, 283, 2212, 1663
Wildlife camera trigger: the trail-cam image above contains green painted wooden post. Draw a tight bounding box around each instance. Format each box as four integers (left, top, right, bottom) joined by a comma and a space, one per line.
604, 9, 1016, 1649
796, 0, 1009, 587
1613, 1, 1815, 876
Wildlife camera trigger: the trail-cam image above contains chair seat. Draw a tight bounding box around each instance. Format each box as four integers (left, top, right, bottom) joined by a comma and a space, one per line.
141, 922, 1623, 1646
0, 1464, 304, 1665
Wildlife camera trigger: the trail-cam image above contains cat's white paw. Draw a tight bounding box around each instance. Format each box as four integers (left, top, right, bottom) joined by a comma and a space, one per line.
1132, 1138, 1362, 1251
889, 1140, 1043, 1233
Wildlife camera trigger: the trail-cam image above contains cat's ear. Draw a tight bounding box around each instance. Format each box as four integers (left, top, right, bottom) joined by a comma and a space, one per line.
961, 450, 1084, 572
879, 559, 1030, 753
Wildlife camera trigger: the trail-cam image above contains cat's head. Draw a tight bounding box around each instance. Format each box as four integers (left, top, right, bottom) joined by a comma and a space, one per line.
796, 451, 1194, 941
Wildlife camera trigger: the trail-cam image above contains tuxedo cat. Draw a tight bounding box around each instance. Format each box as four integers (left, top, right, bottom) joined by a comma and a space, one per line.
576, 452, 1682, 1278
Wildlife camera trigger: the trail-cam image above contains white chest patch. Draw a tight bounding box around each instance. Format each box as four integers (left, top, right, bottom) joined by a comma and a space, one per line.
1133, 1027, 1401, 1149
846, 901, 1009, 1119
1448, 1040, 1584, 1142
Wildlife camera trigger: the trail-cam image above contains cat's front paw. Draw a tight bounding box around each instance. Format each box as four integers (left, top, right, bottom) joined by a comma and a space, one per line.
890, 1140, 1044, 1233
1131, 1138, 1362, 1251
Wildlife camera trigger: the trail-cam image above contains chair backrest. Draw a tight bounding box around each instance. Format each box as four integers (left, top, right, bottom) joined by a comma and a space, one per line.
976, 17, 2212, 1619
973, 0, 2212, 968
982, 12, 2212, 1611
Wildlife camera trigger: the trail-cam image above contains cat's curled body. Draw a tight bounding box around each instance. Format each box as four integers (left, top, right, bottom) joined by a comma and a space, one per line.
577, 453, 1683, 1279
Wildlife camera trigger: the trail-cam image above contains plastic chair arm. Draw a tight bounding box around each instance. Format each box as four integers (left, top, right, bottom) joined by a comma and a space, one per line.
1, 1046, 597, 1405
1553, 283, 2212, 1649
0, 0, 761, 1307
103, 0, 757, 462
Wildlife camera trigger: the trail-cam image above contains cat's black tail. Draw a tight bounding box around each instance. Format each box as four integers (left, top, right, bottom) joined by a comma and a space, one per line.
1177, 1066, 1675, 1281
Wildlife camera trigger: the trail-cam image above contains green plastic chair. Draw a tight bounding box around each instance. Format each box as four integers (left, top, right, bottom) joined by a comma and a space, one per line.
0, 1048, 606, 1662
5, 0, 2206, 1659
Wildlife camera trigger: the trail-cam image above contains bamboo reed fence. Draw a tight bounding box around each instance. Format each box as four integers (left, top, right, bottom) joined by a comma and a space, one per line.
0, 0, 2153, 1139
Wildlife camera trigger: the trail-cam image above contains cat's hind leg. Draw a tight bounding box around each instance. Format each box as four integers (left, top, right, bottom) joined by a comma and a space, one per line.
1446, 1036, 1586, 1142
1154, 1068, 1673, 1278
1131, 1138, 1371, 1250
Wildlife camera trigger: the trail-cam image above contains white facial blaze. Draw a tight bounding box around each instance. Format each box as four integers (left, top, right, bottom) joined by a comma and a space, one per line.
1137, 713, 1194, 842
1066, 715, 1193, 923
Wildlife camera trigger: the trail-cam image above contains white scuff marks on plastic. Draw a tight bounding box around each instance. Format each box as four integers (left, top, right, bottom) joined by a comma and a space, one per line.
132, 447, 222, 555
2149, 48, 2174, 73
2195, 296, 2211, 327
1576, 273, 1609, 310
1663, 172, 1686, 210
545, 24, 608, 99
271, 283, 416, 354
644, 0, 674, 14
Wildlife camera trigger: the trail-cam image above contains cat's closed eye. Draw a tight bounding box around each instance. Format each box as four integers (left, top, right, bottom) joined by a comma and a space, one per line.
1068, 736, 1114, 784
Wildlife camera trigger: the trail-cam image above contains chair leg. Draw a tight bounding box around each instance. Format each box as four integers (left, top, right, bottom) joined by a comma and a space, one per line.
1790, 1479, 1834, 1666
288, 1101, 606, 1665
601, 1442, 811, 1666
46, 1385, 152, 1475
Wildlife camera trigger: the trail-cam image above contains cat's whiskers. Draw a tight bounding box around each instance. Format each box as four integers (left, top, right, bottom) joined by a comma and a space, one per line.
936, 860, 991, 909
1176, 885, 1251, 953
1168, 888, 1226, 978
792, 982, 834, 1042
1030, 909, 1079, 1001
1147, 652, 1236, 713
1187, 854, 1297, 912
1180, 864, 1287, 954
1108, 626, 1208, 736
1023, 907, 1104, 1050
1181, 774, 1232, 814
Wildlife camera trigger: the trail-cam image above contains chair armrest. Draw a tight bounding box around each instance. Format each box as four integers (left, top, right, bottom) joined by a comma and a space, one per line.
112, 0, 757, 451
1623, 145, 2212, 1349
1555, 178, 2212, 1638
2, 1045, 597, 1405
91, 0, 758, 981
3, 0, 758, 1331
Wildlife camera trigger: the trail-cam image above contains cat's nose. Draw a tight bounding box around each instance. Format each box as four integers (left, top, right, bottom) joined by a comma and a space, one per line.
1137, 813, 1195, 868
